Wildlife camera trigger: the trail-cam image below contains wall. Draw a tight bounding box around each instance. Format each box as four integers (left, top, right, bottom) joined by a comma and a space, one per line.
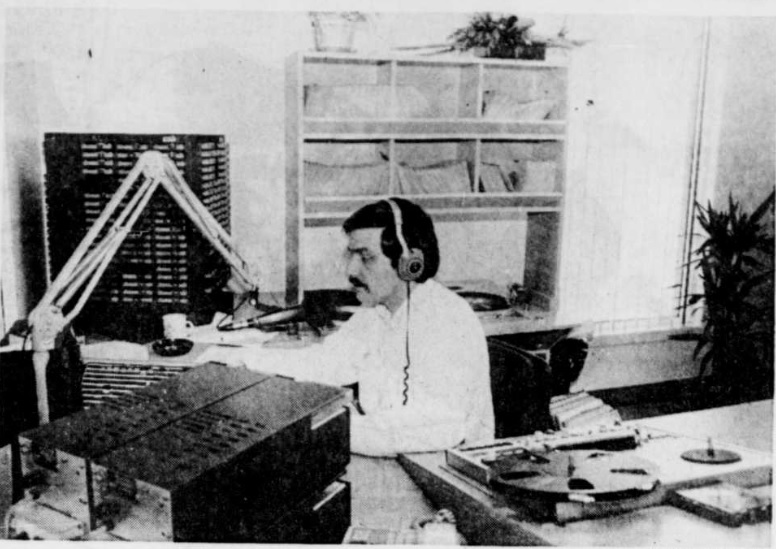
557, 15, 706, 334
2, 8, 312, 322
710, 18, 775, 211
1, 8, 774, 353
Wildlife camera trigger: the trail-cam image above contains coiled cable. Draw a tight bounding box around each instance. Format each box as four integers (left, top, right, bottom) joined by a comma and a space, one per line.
402, 282, 411, 406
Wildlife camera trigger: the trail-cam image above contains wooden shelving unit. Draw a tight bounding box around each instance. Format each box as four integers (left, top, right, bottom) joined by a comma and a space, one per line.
285, 51, 569, 315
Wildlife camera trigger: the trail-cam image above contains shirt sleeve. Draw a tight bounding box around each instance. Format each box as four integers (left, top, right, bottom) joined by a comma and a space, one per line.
349, 397, 467, 456
198, 311, 372, 387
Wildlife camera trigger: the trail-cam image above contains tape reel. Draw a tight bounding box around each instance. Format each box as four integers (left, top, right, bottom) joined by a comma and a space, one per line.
489, 450, 659, 502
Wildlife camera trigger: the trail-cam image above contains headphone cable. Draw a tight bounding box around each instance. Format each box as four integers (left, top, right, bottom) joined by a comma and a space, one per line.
402, 281, 411, 406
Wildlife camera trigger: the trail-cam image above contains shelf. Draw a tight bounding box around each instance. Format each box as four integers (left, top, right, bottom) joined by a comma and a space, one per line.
300, 51, 568, 69
305, 193, 562, 212
304, 194, 562, 227
303, 119, 566, 140
287, 51, 569, 309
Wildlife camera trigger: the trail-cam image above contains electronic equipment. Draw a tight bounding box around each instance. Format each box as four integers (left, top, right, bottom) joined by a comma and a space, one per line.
446, 424, 641, 485
217, 289, 360, 332
384, 198, 420, 405
218, 305, 303, 331
456, 291, 511, 312
489, 449, 662, 522
681, 438, 742, 464
386, 198, 424, 282
5, 363, 351, 542
43, 133, 233, 342
1, 443, 12, 535
15, 363, 272, 535
445, 424, 772, 525
80, 359, 195, 409
490, 449, 659, 501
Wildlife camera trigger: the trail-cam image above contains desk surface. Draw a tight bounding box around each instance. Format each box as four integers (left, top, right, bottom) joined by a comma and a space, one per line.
633, 399, 773, 454
380, 401, 773, 546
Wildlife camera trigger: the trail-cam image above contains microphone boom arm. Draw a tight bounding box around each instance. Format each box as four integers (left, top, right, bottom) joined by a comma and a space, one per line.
22, 150, 260, 424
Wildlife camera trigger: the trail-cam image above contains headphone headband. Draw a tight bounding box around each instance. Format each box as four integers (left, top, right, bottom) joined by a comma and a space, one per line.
385, 199, 425, 282
386, 199, 410, 257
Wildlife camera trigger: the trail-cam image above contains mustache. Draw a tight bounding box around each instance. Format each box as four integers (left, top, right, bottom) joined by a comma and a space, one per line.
349, 276, 368, 290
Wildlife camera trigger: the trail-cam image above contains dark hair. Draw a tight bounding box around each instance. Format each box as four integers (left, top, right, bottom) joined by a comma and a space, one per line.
342, 197, 440, 282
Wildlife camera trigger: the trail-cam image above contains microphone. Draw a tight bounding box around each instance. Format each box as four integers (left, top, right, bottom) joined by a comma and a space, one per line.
217, 316, 264, 331
217, 306, 304, 331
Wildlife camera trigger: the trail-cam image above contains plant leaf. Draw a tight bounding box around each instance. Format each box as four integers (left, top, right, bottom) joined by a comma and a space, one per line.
697, 348, 714, 379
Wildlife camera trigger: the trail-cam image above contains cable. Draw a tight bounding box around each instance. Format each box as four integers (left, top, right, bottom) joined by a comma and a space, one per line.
402, 282, 411, 406
216, 291, 253, 331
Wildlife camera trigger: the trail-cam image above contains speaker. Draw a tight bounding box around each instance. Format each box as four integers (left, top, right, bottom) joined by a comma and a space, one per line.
385, 199, 424, 282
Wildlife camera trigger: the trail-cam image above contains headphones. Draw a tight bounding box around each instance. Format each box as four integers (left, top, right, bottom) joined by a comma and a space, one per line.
386, 198, 425, 282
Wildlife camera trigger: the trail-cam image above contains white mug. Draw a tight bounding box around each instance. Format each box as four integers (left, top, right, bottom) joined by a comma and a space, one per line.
162, 313, 193, 340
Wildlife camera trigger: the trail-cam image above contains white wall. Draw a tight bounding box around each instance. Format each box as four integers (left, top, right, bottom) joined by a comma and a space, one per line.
710, 18, 775, 210
557, 15, 706, 334
2, 7, 773, 339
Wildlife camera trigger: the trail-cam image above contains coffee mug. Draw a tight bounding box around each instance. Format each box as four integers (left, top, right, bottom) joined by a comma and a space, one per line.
162, 313, 193, 340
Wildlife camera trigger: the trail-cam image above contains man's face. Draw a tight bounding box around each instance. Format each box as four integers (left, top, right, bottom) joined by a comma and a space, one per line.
345, 228, 405, 311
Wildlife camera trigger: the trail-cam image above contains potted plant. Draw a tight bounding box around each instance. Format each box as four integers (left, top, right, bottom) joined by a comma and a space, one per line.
449, 13, 545, 60
686, 191, 774, 401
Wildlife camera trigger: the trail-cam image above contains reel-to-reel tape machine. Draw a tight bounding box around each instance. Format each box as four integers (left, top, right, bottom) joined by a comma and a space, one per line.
444, 423, 772, 525
487, 447, 664, 522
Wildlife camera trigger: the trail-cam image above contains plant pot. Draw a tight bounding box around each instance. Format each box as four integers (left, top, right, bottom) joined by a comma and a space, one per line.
471, 43, 547, 61
311, 14, 358, 53
516, 43, 546, 60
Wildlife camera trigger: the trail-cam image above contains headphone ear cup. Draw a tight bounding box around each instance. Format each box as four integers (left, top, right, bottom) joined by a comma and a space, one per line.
398, 248, 425, 282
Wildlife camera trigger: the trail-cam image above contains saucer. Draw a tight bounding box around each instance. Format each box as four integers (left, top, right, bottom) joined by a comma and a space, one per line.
152, 338, 194, 357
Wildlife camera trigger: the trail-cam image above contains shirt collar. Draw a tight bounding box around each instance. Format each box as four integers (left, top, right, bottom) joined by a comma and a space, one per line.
374, 279, 436, 324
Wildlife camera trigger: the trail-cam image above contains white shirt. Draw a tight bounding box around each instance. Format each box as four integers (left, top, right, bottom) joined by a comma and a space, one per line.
203, 280, 495, 457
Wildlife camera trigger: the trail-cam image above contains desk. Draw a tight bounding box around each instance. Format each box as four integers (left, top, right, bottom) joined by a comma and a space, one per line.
345, 456, 436, 529
477, 311, 570, 338
390, 401, 772, 546
68, 333, 773, 545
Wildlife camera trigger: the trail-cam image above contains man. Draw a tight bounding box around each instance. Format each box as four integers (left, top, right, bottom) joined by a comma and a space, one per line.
209, 198, 494, 457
